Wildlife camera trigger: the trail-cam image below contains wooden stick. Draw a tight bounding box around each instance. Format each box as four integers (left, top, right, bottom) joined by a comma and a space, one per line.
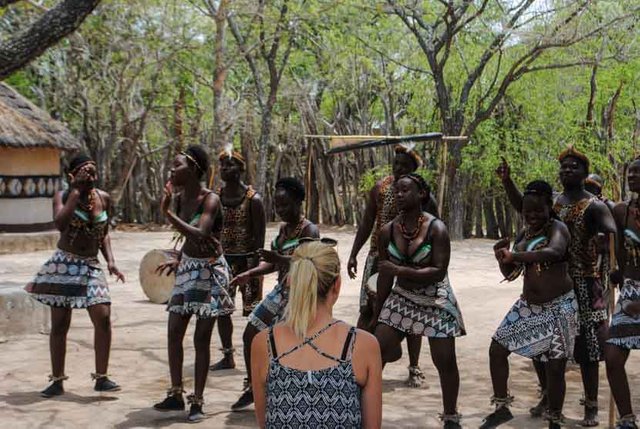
304, 133, 468, 155
608, 233, 617, 429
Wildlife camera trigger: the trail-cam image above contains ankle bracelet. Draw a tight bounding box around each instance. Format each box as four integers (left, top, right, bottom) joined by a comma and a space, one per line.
187, 393, 204, 406
439, 412, 462, 423
48, 374, 69, 382
490, 394, 514, 408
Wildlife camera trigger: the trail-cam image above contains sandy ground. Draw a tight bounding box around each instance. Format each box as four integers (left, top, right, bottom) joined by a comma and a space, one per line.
0, 226, 639, 429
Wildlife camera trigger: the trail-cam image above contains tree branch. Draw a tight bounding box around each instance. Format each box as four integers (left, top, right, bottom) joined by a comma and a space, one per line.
0, 0, 102, 79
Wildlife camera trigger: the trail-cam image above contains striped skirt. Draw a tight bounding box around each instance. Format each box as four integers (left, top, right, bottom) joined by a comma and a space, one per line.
248, 281, 289, 331
167, 254, 233, 318
493, 290, 579, 361
607, 278, 640, 350
378, 275, 466, 338
24, 249, 110, 308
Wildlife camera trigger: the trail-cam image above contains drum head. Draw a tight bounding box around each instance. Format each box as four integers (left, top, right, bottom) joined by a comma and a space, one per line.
139, 249, 176, 304
366, 273, 378, 293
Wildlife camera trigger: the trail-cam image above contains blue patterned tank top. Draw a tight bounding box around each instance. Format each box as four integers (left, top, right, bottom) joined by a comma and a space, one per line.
265, 321, 362, 428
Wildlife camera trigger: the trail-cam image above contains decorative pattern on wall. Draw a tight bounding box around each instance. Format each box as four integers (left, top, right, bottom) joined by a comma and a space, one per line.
0, 175, 62, 198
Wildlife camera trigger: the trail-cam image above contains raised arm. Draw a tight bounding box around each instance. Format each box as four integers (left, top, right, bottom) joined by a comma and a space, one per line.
54, 167, 93, 231
53, 189, 79, 231
395, 220, 450, 285
165, 192, 220, 242
348, 184, 379, 278
496, 157, 523, 213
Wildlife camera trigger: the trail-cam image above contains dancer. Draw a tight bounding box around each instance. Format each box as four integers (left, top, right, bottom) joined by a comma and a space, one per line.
373, 173, 465, 429
606, 157, 640, 429
210, 149, 266, 371
498, 147, 617, 426
230, 177, 319, 410
25, 154, 125, 397
480, 181, 578, 429
347, 144, 437, 387
585, 173, 616, 212
153, 145, 233, 423
251, 241, 382, 428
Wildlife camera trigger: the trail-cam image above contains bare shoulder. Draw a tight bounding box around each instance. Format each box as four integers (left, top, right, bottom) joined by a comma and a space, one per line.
302, 221, 320, 238
252, 329, 269, 352
96, 189, 111, 202
613, 201, 628, 218
551, 218, 569, 235
428, 216, 449, 237
352, 328, 380, 354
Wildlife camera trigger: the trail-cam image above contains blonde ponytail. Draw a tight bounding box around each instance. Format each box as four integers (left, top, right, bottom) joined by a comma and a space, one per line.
285, 242, 340, 339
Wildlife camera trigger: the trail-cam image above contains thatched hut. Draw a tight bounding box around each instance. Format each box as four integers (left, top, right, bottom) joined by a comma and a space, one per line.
0, 83, 81, 232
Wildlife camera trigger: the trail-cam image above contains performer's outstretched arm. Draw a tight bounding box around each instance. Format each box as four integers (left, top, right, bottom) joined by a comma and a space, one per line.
496, 157, 523, 212
348, 184, 379, 278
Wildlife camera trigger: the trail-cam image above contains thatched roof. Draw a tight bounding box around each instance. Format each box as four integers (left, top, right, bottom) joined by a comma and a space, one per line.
0, 83, 81, 150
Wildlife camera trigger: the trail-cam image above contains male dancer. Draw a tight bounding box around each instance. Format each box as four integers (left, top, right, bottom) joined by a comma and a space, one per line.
210, 149, 266, 371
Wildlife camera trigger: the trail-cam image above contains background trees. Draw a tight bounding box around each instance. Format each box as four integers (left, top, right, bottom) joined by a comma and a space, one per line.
3, 0, 639, 237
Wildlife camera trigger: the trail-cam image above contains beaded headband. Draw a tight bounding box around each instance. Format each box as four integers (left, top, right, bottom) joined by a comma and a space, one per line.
181, 151, 205, 173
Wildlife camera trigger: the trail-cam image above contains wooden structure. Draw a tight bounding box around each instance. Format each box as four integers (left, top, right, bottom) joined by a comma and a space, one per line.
0, 83, 81, 232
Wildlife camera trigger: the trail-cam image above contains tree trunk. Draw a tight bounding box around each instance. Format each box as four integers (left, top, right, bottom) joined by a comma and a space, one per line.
463, 197, 474, 239
255, 109, 272, 194
483, 197, 499, 239
474, 194, 484, 238
495, 197, 507, 238
503, 199, 513, 239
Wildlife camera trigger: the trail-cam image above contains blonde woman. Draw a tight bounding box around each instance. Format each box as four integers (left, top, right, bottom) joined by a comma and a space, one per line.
251, 241, 382, 428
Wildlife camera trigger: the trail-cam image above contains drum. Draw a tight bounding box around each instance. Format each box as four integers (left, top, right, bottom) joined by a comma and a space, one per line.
139, 249, 178, 304
366, 272, 378, 301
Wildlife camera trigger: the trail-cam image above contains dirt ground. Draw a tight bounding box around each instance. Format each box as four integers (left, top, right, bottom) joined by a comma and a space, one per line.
0, 226, 638, 428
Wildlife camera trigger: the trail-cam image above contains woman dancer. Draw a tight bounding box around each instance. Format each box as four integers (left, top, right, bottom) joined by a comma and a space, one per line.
498, 149, 616, 426
606, 158, 640, 429
25, 154, 125, 397
153, 145, 233, 423
480, 181, 578, 429
231, 177, 319, 410
252, 240, 382, 428
373, 173, 465, 429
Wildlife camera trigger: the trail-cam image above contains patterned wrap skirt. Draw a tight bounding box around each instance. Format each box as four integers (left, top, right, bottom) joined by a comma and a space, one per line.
25, 249, 110, 308
226, 253, 263, 317
378, 274, 466, 338
573, 275, 609, 362
167, 254, 233, 319
359, 251, 378, 309
493, 290, 579, 361
248, 281, 289, 332
607, 278, 640, 350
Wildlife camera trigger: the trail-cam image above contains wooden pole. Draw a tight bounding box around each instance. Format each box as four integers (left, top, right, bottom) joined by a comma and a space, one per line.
437, 140, 448, 216
608, 232, 617, 429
